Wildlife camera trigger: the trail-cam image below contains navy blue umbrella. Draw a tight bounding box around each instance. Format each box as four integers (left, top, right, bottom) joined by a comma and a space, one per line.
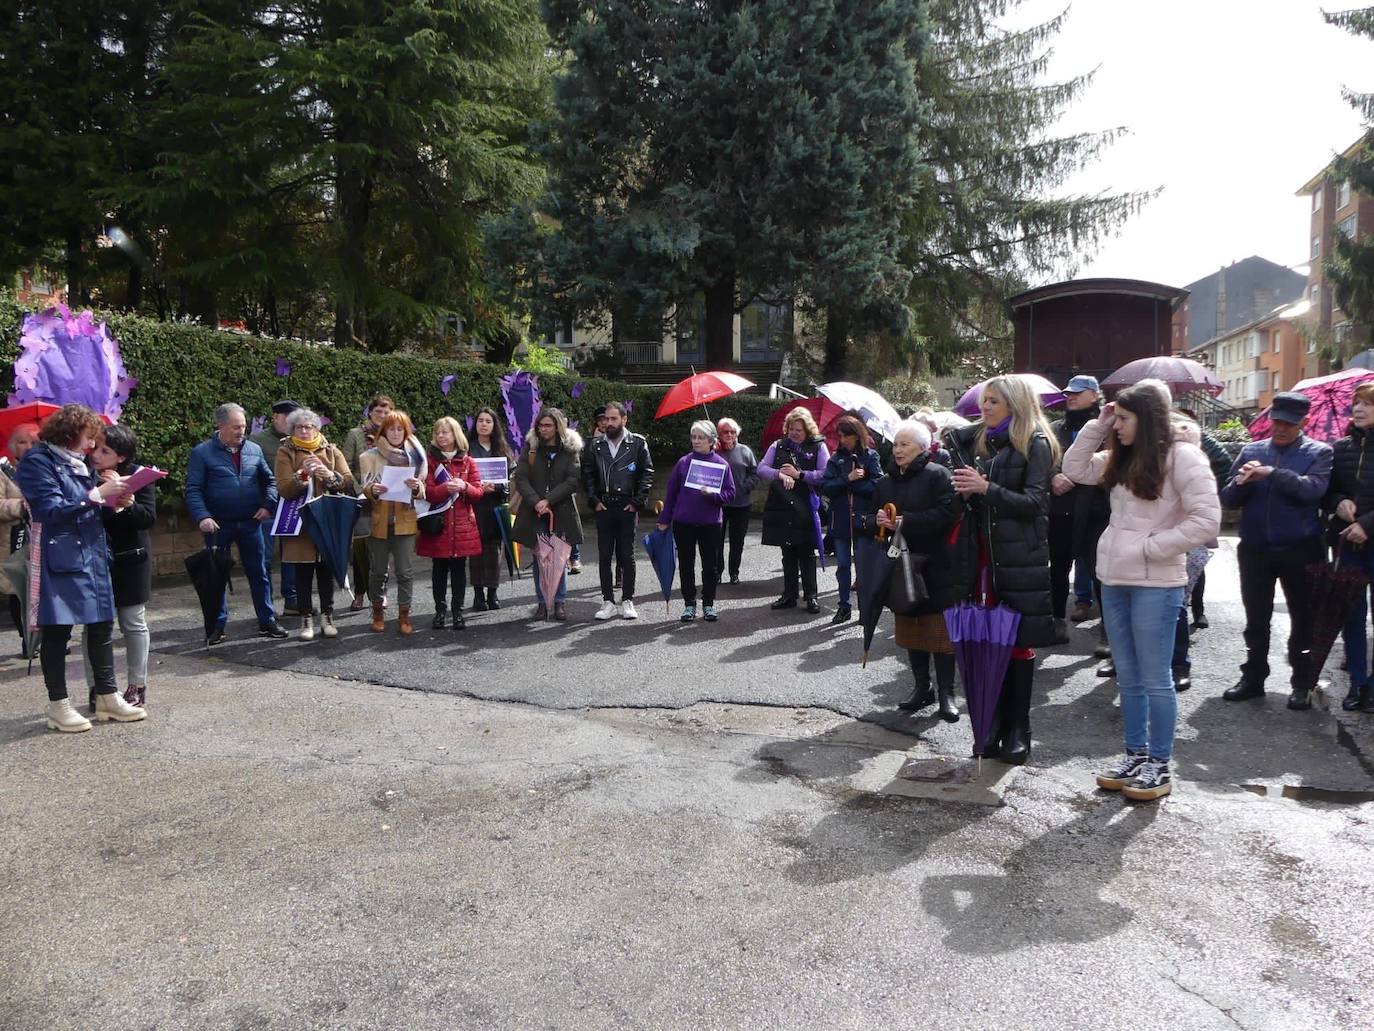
301, 494, 362, 590
854, 536, 896, 667
641, 526, 677, 616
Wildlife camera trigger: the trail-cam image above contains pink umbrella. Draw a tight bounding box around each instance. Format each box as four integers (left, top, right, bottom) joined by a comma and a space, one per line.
1248, 368, 1374, 443
1101, 356, 1222, 397
954, 374, 1065, 417
534, 513, 573, 619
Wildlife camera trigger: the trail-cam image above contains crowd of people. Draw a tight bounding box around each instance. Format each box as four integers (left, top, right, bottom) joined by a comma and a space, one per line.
7, 372, 1374, 804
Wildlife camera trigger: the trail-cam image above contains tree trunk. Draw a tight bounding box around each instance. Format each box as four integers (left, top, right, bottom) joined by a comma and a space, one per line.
704, 275, 735, 370
482, 321, 521, 365
822, 307, 849, 381
333, 146, 373, 349
124, 260, 143, 312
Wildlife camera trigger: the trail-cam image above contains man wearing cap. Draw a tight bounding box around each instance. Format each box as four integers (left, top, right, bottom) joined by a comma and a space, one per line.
251, 400, 301, 617
1220, 391, 1333, 709
1048, 374, 1111, 642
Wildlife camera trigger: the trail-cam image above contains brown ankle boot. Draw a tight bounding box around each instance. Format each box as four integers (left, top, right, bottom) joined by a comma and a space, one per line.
371, 602, 385, 632
398, 605, 414, 635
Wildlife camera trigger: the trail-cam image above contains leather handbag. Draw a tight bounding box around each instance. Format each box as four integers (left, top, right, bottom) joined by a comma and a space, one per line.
417, 510, 446, 535
885, 515, 929, 615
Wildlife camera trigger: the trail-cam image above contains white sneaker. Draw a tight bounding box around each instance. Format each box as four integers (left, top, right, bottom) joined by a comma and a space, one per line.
321, 613, 338, 638
93, 692, 146, 723
46, 698, 92, 733
621, 599, 639, 620
595, 600, 619, 621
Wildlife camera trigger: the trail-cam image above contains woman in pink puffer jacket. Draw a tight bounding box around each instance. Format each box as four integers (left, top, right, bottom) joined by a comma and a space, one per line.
1063, 379, 1220, 802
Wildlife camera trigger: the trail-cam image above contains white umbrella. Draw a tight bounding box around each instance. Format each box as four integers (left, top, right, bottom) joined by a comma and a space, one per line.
927, 410, 970, 430
816, 382, 903, 440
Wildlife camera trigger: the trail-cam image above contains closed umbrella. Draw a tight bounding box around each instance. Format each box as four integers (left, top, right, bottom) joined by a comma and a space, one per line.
1101, 356, 1223, 397
301, 493, 361, 590
2, 543, 40, 668
944, 601, 1022, 761
184, 541, 236, 646
954, 375, 1065, 417
493, 504, 521, 578
654, 371, 756, 420
855, 532, 896, 667
641, 524, 678, 616
534, 513, 573, 620
816, 382, 903, 440
1296, 547, 1371, 693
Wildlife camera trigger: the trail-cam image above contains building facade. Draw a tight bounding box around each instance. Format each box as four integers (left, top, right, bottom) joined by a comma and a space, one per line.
1170, 257, 1305, 355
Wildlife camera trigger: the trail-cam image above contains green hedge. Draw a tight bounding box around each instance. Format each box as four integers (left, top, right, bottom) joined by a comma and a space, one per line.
0, 301, 782, 509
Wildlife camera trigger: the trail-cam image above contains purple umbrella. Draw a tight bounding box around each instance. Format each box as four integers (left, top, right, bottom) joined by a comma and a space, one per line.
1100, 356, 1222, 397
944, 601, 1021, 759
810, 492, 827, 571
954, 375, 1065, 417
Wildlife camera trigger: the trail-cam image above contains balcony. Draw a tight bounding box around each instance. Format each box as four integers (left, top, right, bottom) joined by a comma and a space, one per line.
617, 341, 664, 365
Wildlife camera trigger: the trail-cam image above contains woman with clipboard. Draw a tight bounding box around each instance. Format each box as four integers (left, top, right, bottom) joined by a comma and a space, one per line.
468, 407, 515, 611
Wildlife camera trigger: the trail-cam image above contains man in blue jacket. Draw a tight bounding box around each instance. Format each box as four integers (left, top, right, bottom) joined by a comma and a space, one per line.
185, 402, 288, 642
1219, 392, 1332, 709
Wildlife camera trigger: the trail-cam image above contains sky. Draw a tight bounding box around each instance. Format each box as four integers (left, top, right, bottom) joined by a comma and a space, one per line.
1010, 0, 1370, 289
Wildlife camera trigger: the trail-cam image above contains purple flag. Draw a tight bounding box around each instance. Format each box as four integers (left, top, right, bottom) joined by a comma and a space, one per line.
275, 358, 292, 377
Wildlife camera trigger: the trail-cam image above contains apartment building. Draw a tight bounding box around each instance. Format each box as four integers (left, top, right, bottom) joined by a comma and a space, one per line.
1188, 298, 1312, 415
1170, 257, 1305, 354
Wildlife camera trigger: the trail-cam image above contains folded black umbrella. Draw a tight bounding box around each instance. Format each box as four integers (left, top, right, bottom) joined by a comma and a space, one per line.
184, 544, 235, 645
301, 494, 362, 590
1298, 553, 1370, 691
855, 536, 895, 667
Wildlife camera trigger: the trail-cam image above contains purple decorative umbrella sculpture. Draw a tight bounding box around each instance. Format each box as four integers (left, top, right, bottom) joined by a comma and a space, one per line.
10, 305, 137, 421
944, 600, 1022, 764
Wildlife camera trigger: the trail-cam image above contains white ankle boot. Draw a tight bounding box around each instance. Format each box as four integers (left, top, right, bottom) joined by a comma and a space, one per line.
320, 613, 338, 638
300, 615, 315, 641
46, 698, 92, 733
93, 692, 146, 723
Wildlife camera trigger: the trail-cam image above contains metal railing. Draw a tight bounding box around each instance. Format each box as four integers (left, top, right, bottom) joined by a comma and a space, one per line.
617, 341, 664, 365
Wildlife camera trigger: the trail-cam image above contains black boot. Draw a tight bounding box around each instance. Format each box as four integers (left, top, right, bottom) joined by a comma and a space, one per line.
432, 604, 447, 630
451, 609, 466, 630
487, 587, 500, 610
933, 652, 959, 723
1343, 682, 1365, 711
898, 650, 935, 712
470, 593, 489, 613
1362, 685, 1374, 714
999, 658, 1034, 766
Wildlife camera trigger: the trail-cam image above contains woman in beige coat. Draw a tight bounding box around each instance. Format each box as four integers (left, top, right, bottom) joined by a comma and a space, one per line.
358, 411, 427, 635
275, 407, 355, 640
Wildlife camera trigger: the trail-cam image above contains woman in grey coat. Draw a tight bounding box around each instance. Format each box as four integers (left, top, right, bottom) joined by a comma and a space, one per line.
715, 418, 758, 584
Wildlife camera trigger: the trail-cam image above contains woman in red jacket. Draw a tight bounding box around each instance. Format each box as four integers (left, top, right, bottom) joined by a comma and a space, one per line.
418, 417, 484, 629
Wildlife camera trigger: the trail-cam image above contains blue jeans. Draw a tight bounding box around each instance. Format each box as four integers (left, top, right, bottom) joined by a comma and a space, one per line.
533, 568, 568, 606
1073, 562, 1093, 605
260, 520, 297, 604
1102, 584, 1184, 761
212, 519, 276, 629
1340, 545, 1374, 688
833, 534, 854, 606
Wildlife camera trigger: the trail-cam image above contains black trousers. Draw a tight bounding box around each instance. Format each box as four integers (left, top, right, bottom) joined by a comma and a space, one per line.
673, 522, 718, 606
596, 507, 638, 601
717, 507, 751, 578
1191, 572, 1207, 620
432, 557, 467, 610
42, 622, 114, 702
1049, 511, 1099, 619
1238, 538, 1322, 687
292, 560, 336, 615
780, 544, 818, 600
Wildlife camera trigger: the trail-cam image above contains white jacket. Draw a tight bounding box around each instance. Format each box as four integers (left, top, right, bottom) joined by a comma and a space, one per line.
1062, 419, 1221, 588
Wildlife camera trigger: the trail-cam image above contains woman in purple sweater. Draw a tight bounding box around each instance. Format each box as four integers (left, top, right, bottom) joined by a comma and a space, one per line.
658, 420, 737, 622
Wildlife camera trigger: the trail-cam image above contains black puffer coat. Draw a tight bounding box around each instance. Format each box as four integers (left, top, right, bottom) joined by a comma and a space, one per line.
868, 453, 964, 615
1050, 408, 1110, 541
1325, 425, 1374, 545
945, 423, 1055, 648
761, 437, 826, 550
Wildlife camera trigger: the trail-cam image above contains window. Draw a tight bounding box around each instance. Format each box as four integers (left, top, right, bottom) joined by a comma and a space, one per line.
1340, 180, 1352, 208
1273, 330, 1282, 353
1313, 189, 1323, 212
1273, 371, 1281, 391
1313, 235, 1322, 258
1336, 321, 1353, 344
1308, 335, 1318, 354
1310, 283, 1320, 303
1337, 214, 1357, 239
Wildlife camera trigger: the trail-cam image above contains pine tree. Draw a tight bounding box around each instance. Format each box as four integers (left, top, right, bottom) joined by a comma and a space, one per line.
1322, 7, 1374, 336
537, 0, 926, 371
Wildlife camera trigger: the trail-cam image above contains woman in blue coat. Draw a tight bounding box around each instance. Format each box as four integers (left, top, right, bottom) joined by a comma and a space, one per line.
821, 415, 884, 625
15, 404, 146, 733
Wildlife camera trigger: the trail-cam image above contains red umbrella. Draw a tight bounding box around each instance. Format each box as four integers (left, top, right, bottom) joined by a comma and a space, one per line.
654, 371, 756, 420
1248, 368, 1374, 442
760, 396, 846, 453
1101, 356, 1222, 397
0, 402, 60, 456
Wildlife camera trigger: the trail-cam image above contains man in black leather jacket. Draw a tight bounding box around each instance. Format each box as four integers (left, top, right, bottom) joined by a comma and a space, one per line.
581, 402, 655, 619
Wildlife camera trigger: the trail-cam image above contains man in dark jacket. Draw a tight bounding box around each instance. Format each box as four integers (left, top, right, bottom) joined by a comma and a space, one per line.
185, 402, 287, 642
1219, 392, 1332, 708
1049, 375, 1111, 639
581, 401, 654, 620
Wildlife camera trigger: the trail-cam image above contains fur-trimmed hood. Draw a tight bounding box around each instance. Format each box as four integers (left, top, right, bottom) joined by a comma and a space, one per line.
523, 426, 584, 456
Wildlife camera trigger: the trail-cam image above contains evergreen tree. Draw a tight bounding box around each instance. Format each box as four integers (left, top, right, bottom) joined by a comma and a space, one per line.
538, 0, 926, 370
1322, 7, 1374, 336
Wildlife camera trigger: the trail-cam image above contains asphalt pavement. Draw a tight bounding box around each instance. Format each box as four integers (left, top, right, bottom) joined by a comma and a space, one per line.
1, 532, 1371, 1028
